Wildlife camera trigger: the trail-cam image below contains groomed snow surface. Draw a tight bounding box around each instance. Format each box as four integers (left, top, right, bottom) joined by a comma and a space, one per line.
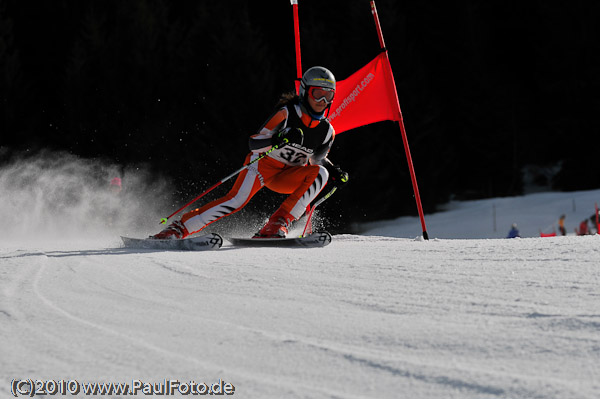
1, 154, 599, 398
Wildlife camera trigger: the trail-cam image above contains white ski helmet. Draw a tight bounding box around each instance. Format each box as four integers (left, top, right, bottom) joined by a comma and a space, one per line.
299, 66, 336, 102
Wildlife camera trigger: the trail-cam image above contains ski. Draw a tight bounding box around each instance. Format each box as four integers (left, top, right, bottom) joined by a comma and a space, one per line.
121, 233, 223, 251
227, 231, 332, 248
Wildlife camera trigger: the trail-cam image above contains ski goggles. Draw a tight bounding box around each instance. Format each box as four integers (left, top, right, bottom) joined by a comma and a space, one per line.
308, 86, 335, 104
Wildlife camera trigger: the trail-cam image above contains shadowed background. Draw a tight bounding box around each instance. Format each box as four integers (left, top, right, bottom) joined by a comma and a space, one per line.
1, 0, 597, 233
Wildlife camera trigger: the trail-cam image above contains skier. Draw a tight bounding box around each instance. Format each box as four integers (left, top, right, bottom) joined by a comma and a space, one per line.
153, 66, 348, 240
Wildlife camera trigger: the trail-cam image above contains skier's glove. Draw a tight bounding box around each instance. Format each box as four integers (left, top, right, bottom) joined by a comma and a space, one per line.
328, 164, 349, 188
271, 127, 304, 148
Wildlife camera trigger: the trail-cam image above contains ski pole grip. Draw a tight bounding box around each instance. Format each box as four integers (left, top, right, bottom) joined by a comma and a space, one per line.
271, 137, 289, 152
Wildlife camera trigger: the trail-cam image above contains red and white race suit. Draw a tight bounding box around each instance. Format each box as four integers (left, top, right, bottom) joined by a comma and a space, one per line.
180, 102, 335, 235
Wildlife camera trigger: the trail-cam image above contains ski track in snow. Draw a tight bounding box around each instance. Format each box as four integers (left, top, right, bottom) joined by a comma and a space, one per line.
1, 235, 599, 399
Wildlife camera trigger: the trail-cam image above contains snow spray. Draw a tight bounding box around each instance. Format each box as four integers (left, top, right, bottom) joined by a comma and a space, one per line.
0, 150, 172, 241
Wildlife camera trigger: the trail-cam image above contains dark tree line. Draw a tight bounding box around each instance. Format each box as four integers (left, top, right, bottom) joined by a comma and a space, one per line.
1, 0, 598, 232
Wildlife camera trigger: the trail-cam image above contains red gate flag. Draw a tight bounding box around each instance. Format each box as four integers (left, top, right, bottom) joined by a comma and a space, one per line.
328, 52, 401, 134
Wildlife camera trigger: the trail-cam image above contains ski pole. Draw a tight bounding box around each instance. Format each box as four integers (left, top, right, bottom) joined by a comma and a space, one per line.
302, 186, 338, 237
160, 139, 289, 224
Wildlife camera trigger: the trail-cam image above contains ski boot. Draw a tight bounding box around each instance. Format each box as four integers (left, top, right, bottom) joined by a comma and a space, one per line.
254, 209, 294, 238
152, 220, 189, 240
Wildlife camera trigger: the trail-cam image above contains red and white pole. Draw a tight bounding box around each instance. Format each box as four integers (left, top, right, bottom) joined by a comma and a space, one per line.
291, 0, 302, 94
370, 1, 429, 240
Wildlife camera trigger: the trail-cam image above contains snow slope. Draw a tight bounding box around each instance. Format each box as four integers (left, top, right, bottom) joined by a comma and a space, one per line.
1, 154, 599, 398
1, 234, 599, 399
361, 189, 600, 239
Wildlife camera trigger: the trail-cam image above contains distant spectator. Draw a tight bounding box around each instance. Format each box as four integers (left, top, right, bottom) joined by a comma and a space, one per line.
507, 223, 520, 238
589, 211, 599, 234
558, 214, 566, 236
576, 219, 589, 236
110, 177, 122, 195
